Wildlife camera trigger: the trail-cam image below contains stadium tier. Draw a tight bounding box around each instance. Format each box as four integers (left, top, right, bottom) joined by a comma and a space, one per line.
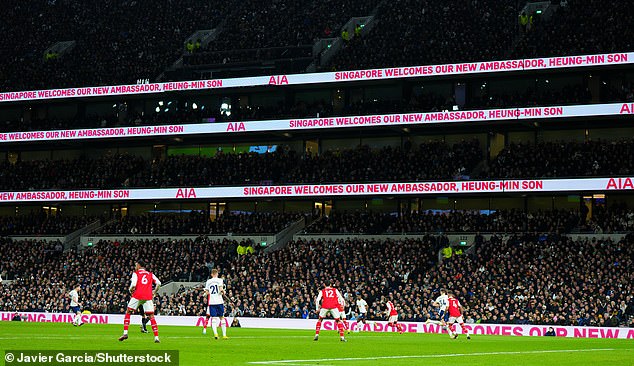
1, 1, 634, 360
1, 205, 632, 236
1, 0, 631, 90
1, 235, 632, 328
1, 76, 631, 134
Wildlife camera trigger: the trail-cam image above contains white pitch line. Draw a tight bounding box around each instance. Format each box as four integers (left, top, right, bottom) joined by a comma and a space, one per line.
249, 348, 618, 364
170, 336, 311, 339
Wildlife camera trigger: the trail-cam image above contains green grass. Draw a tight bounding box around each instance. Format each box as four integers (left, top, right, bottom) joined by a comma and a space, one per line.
0, 322, 632, 365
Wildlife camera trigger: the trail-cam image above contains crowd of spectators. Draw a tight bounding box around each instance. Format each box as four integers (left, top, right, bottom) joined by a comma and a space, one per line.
3, 138, 634, 191
2, 233, 632, 328
483, 139, 634, 179
183, 46, 313, 67
0, 142, 482, 190
305, 207, 634, 234
328, 0, 517, 71
0, 213, 100, 236
196, 0, 379, 58
434, 234, 634, 327
386, 209, 583, 234
283, 141, 482, 183
0, 238, 65, 280
0, 0, 227, 92
513, 0, 634, 59
585, 204, 634, 233
0, 0, 630, 93
0, 237, 244, 312
305, 211, 396, 234
128, 151, 299, 187
98, 211, 305, 235
0, 154, 145, 191
328, 0, 631, 72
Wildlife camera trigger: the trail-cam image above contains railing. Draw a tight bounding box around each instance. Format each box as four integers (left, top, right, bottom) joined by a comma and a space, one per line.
157, 281, 203, 296
79, 234, 276, 248
266, 217, 307, 253
64, 219, 102, 250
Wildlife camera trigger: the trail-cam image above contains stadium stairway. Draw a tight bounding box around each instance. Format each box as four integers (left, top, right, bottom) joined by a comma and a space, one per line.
505, 1, 558, 58
309, 0, 387, 73
63, 218, 105, 250
263, 216, 308, 253
4, 218, 104, 252
157, 281, 204, 297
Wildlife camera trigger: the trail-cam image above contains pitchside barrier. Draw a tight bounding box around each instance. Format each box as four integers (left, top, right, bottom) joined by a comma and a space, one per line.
0, 312, 631, 339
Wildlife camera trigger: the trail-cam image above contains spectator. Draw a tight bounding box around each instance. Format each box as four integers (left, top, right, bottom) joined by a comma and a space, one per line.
237, 242, 247, 256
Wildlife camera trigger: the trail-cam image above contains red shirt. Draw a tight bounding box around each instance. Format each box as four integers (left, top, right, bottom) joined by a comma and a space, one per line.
319, 287, 341, 309
132, 269, 159, 300
387, 301, 398, 316
448, 297, 462, 317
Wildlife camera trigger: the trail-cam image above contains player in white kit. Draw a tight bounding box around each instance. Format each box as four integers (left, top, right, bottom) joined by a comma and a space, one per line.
427, 288, 449, 330
204, 269, 229, 339
68, 286, 84, 327
354, 294, 368, 332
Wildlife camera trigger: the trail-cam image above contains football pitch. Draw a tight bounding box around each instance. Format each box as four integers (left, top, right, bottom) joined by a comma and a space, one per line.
0, 322, 632, 366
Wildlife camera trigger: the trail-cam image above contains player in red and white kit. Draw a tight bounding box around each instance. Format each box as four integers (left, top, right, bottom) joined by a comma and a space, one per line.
385, 299, 404, 334
314, 283, 347, 342
446, 293, 470, 340
338, 301, 350, 334
119, 260, 162, 343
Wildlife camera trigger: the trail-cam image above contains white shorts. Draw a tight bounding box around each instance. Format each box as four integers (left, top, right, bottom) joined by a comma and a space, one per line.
127, 297, 155, 313
388, 315, 398, 323
448, 315, 464, 324
319, 308, 341, 319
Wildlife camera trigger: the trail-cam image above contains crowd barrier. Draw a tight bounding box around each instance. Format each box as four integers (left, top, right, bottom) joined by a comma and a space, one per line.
1, 312, 632, 339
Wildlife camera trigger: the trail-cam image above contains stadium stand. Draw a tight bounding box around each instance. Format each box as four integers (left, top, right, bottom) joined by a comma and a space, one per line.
328, 0, 633, 71
0, 0, 227, 91
512, 0, 634, 59
0, 214, 100, 236
97, 211, 305, 235
482, 139, 634, 179
1, 234, 632, 327
0, 154, 145, 190
181, 0, 381, 75
305, 207, 634, 234
0, 80, 609, 133
0, 0, 633, 343
0, 237, 239, 312
5, 138, 634, 191
0, 0, 631, 91
327, 0, 517, 71
0, 141, 482, 190
4, 204, 629, 238
432, 234, 634, 327
306, 209, 583, 235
